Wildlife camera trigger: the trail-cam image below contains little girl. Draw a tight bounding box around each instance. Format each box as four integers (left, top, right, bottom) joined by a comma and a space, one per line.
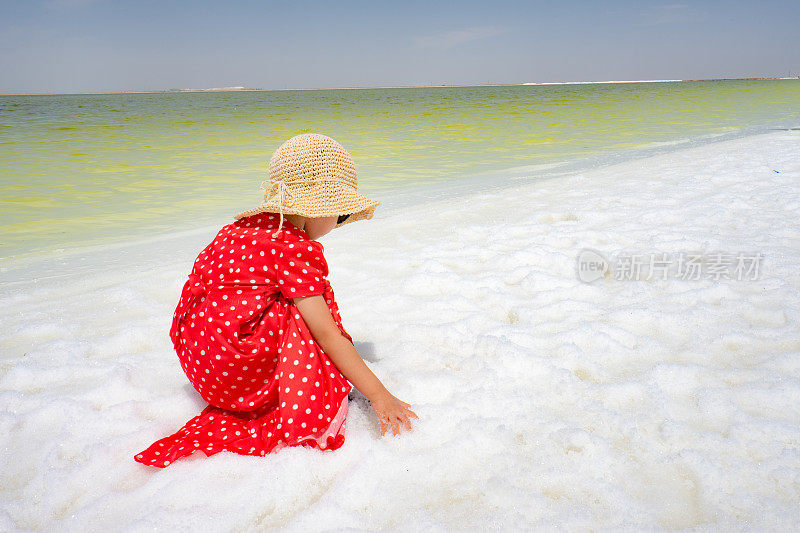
135, 133, 417, 468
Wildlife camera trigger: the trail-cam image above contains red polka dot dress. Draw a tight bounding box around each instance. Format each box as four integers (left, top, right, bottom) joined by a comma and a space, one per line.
134, 212, 354, 468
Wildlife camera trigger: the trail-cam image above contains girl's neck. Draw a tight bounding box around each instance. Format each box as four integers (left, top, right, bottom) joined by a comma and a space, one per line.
284, 214, 306, 232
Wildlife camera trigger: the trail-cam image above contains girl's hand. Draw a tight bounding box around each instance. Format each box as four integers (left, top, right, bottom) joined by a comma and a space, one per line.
369, 391, 418, 437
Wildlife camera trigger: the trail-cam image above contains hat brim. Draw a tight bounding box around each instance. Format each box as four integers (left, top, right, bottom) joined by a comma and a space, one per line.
234, 182, 380, 229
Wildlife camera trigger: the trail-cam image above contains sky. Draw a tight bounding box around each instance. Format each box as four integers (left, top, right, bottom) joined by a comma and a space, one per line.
0, 0, 798, 93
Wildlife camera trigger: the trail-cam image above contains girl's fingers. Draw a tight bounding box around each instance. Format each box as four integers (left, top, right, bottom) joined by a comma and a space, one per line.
398, 411, 411, 426
376, 405, 417, 436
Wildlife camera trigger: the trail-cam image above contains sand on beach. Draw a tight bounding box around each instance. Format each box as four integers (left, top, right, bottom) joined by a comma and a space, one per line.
1, 129, 799, 530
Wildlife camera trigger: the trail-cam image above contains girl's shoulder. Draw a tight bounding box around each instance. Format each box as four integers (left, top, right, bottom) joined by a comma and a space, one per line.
226, 213, 312, 240
213, 213, 291, 246
225, 213, 328, 272
273, 236, 330, 297
278, 238, 328, 274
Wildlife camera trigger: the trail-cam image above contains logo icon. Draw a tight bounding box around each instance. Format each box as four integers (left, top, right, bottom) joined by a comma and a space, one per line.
576, 249, 609, 283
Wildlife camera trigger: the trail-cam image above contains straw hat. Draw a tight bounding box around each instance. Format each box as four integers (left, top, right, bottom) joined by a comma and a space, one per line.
234, 133, 380, 239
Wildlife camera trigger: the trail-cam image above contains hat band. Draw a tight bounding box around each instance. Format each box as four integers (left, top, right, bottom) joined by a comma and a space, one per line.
260, 177, 352, 239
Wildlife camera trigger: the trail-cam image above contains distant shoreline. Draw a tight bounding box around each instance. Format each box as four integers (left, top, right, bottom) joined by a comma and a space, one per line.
1, 77, 797, 96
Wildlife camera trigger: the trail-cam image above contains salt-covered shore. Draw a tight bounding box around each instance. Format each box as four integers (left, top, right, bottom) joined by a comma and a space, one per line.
1, 129, 799, 530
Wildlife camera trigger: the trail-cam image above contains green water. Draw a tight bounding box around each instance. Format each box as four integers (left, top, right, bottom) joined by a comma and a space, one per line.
1, 79, 799, 260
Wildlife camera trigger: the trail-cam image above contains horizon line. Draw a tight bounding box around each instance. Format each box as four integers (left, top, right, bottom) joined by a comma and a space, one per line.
1, 76, 797, 96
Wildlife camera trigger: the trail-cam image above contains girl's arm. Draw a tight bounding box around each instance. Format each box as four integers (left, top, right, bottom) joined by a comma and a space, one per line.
293, 294, 417, 436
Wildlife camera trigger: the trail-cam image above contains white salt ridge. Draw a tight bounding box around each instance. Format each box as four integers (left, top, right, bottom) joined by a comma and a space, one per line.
1, 130, 800, 530
523, 79, 684, 85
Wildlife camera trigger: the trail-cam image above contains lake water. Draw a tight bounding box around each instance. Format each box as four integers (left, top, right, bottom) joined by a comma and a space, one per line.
1, 79, 799, 261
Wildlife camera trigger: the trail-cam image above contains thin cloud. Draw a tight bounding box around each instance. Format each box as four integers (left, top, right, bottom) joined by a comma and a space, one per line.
412, 26, 506, 50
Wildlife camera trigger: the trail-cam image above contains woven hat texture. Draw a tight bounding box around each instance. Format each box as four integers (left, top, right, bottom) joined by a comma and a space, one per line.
234, 134, 380, 237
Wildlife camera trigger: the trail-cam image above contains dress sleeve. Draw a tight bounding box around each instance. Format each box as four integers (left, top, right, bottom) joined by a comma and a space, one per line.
277, 241, 328, 299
